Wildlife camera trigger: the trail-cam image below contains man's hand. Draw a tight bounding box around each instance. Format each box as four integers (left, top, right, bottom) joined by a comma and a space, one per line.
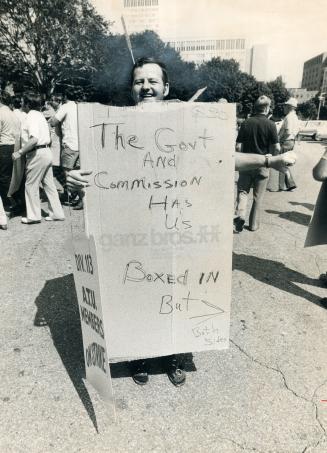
12, 151, 21, 161
66, 170, 92, 190
270, 151, 296, 173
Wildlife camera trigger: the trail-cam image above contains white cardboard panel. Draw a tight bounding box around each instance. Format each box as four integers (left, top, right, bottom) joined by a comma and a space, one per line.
77, 102, 235, 361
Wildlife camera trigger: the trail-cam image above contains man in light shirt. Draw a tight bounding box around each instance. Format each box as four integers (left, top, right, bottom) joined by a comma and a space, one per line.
50, 96, 82, 208
0, 93, 20, 211
278, 97, 299, 191
12, 94, 64, 224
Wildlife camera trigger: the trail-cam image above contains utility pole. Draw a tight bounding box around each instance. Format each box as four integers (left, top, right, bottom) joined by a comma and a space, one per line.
317, 92, 325, 120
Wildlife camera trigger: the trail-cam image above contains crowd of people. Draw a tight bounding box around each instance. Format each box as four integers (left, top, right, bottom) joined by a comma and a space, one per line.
0, 92, 81, 230
1, 56, 324, 385
234, 95, 300, 234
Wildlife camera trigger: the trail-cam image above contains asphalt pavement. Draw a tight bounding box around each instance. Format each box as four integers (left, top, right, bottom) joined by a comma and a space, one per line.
0, 140, 326, 453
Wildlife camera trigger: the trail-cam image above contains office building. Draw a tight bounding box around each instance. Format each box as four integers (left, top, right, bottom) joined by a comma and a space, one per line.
120, 0, 160, 34
301, 52, 327, 91
166, 38, 247, 70
288, 88, 318, 104
245, 45, 268, 82
166, 38, 267, 80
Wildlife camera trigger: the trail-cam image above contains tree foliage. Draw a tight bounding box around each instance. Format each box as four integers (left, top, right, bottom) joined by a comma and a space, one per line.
0, 0, 110, 98
267, 76, 289, 118
297, 99, 318, 120
92, 30, 197, 105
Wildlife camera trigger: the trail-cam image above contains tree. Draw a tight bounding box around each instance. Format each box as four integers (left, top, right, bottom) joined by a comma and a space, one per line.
297, 99, 318, 119
93, 30, 198, 105
0, 0, 110, 98
197, 58, 247, 103
267, 76, 289, 118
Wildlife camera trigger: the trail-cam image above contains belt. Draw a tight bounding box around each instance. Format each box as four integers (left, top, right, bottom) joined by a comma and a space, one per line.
34, 144, 50, 150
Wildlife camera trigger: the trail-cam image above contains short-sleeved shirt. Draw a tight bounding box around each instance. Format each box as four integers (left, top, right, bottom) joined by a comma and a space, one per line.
21, 110, 51, 147
0, 105, 20, 146
236, 113, 279, 155
279, 110, 299, 143
54, 101, 78, 151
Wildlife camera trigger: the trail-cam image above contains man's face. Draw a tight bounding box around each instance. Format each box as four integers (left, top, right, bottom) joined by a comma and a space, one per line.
50, 97, 61, 110
132, 63, 169, 104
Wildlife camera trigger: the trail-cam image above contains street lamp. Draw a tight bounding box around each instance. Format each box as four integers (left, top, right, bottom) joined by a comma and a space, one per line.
317, 92, 326, 120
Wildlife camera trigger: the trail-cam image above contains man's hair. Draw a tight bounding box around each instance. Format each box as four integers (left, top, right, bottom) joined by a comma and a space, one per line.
12, 96, 22, 109
0, 91, 12, 107
22, 94, 42, 111
51, 93, 64, 103
131, 57, 169, 86
254, 95, 271, 113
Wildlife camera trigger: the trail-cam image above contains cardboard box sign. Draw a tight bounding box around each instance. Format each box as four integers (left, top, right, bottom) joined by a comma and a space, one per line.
77, 102, 236, 362
305, 181, 327, 247
72, 234, 113, 403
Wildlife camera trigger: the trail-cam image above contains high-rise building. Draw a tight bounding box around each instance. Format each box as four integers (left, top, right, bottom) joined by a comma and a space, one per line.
301, 52, 327, 91
121, 0, 160, 34
245, 45, 268, 82
166, 38, 247, 70
288, 88, 318, 104
165, 38, 268, 81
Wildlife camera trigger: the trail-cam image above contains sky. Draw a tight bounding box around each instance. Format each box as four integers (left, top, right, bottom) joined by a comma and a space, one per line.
92, 0, 327, 88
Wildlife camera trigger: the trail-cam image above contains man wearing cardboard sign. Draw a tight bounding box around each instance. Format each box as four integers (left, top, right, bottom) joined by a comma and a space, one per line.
68, 57, 297, 386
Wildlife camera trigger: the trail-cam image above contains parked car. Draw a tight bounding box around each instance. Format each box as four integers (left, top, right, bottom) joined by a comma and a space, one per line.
297, 120, 327, 141
315, 125, 327, 141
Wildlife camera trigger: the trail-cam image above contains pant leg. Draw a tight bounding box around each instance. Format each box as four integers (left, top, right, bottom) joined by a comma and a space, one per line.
0, 144, 14, 206
249, 170, 269, 231
235, 171, 253, 220
285, 168, 296, 189
0, 195, 7, 226
25, 149, 51, 221
41, 150, 65, 219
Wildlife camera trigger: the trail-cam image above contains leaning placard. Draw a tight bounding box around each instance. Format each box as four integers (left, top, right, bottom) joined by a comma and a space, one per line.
72, 233, 114, 404
78, 102, 235, 361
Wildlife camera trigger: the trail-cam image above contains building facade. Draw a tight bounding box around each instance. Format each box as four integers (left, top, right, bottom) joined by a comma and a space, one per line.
165, 38, 247, 69
165, 38, 267, 81
301, 52, 327, 91
245, 45, 268, 82
288, 88, 318, 104
122, 0, 160, 34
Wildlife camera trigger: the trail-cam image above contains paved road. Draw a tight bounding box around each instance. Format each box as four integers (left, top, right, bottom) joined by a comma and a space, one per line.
0, 140, 326, 453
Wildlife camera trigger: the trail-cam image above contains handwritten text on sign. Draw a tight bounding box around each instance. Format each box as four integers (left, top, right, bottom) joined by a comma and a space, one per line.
78, 102, 235, 360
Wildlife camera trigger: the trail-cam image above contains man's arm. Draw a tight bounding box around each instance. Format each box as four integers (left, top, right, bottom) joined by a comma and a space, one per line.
235, 142, 242, 153
12, 136, 38, 161
50, 116, 60, 127
269, 142, 281, 155
235, 151, 296, 172
66, 152, 297, 191
313, 148, 327, 181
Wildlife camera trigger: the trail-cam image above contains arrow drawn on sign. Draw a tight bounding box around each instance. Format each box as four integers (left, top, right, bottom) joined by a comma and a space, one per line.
188, 298, 225, 323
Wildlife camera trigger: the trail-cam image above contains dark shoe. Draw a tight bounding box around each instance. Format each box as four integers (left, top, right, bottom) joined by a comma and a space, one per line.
167, 356, 186, 386
319, 273, 327, 286
234, 216, 245, 233
0, 224, 8, 230
320, 298, 327, 308
287, 185, 297, 191
131, 360, 148, 385
21, 217, 41, 225
72, 199, 84, 210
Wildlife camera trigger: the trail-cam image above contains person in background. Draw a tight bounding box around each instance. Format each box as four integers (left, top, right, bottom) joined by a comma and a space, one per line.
12, 94, 65, 224
234, 95, 280, 232
311, 147, 327, 307
50, 94, 82, 209
278, 97, 299, 191
0, 92, 20, 224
